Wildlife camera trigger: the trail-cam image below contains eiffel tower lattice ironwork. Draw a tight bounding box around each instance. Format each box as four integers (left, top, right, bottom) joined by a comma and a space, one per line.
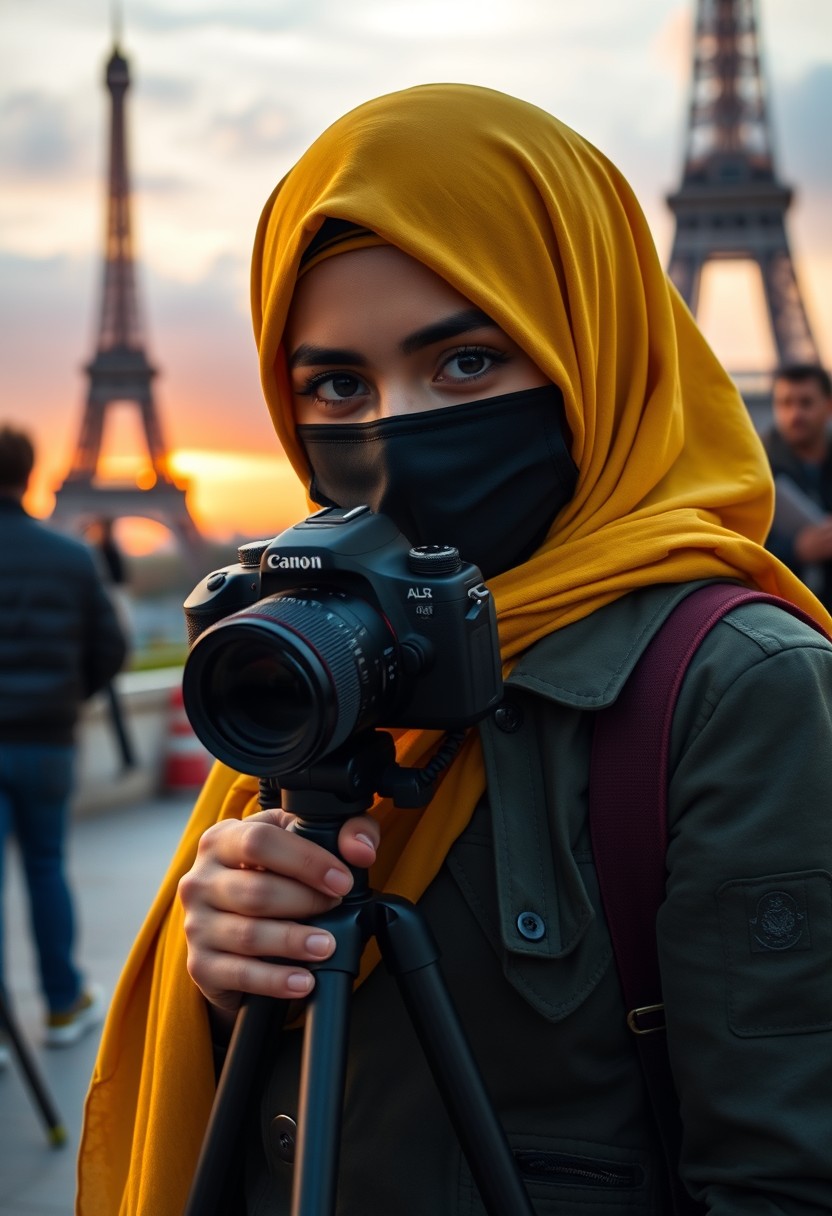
666, 0, 820, 373
51, 39, 206, 574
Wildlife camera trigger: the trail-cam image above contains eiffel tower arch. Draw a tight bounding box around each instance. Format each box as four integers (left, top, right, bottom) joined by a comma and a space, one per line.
51, 38, 207, 578
666, 0, 821, 417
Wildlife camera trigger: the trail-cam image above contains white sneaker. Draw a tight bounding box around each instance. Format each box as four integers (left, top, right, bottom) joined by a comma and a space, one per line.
44, 983, 106, 1048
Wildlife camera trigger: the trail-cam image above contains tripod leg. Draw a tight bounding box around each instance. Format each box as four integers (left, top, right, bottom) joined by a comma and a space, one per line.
288, 893, 372, 1216
375, 897, 536, 1216
0, 992, 67, 1147
105, 682, 136, 769
291, 967, 355, 1216
184, 993, 288, 1216
184, 897, 368, 1216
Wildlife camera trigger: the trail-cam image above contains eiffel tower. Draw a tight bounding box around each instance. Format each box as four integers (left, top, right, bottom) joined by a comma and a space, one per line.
666, 0, 820, 415
51, 35, 206, 575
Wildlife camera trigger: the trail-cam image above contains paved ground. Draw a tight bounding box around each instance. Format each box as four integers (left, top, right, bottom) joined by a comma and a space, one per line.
0, 793, 195, 1215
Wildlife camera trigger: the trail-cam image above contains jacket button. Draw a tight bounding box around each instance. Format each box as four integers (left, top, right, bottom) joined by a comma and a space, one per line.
516, 911, 545, 941
270, 1114, 297, 1163
494, 700, 524, 732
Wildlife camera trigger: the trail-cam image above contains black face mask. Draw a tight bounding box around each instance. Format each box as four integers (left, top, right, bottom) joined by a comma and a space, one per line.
297, 385, 578, 580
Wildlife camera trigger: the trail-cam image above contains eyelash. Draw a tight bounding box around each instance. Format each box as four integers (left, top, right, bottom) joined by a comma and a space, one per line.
296, 372, 363, 402
440, 346, 510, 381
296, 345, 510, 403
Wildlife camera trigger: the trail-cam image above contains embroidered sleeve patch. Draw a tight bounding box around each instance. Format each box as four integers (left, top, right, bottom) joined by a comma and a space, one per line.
717, 871, 832, 1037
749, 888, 809, 953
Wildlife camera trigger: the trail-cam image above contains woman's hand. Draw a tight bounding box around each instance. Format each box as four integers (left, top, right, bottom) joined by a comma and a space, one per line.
178, 809, 379, 1017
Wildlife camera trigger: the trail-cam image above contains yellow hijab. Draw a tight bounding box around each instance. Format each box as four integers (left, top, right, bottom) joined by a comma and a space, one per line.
250, 79, 830, 918
78, 84, 830, 1216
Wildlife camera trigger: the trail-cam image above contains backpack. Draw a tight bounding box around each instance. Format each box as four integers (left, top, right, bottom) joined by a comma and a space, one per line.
589, 582, 829, 1216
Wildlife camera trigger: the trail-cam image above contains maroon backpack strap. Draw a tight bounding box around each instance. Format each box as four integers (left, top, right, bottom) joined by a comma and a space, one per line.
589, 582, 828, 1215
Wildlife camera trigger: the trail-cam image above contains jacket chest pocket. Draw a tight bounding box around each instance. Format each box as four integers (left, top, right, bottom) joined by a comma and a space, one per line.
448, 702, 613, 1023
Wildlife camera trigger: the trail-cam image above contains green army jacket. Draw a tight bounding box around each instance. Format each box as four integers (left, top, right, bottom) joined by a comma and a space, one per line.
248, 581, 832, 1215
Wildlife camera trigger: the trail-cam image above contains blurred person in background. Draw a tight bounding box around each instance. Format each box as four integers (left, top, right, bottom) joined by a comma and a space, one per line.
0, 425, 128, 1055
85, 515, 136, 772
763, 364, 832, 608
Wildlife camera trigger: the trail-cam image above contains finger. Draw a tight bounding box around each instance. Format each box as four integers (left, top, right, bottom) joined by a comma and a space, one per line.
184, 914, 338, 1006
337, 815, 380, 868
244, 806, 298, 832
186, 906, 336, 966
180, 859, 343, 924
197, 816, 355, 900
188, 949, 322, 1007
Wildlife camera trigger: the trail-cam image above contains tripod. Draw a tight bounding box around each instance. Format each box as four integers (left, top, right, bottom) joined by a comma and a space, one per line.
0, 990, 66, 1147
184, 729, 536, 1216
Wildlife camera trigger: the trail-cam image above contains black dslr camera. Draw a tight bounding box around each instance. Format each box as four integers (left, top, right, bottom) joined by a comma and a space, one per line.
182, 506, 503, 778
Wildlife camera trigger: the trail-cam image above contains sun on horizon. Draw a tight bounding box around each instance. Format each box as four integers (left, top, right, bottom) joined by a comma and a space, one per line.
27, 446, 311, 557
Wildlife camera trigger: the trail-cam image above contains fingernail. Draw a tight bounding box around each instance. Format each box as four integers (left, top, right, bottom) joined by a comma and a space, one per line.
287, 972, 313, 994
324, 868, 352, 896
355, 833, 376, 853
305, 932, 333, 957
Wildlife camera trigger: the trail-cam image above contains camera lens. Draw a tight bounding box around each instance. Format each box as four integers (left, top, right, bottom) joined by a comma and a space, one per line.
182, 590, 398, 776
208, 639, 316, 756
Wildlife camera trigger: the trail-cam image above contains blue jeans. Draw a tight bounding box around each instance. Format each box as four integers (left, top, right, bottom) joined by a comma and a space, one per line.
0, 742, 82, 1013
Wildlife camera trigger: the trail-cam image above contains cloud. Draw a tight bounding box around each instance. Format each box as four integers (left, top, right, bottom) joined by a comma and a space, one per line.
204, 100, 299, 161
129, 0, 311, 35
775, 63, 832, 193
0, 250, 93, 358
0, 90, 83, 179
135, 171, 193, 198
139, 73, 196, 107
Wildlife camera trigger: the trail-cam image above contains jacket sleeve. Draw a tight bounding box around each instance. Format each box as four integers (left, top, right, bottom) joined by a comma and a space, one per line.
80, 552, 129, 698
660, 608, 832, 1213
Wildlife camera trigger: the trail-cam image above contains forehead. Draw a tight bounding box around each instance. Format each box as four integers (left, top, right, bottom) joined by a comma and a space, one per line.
286, 246, 474, 342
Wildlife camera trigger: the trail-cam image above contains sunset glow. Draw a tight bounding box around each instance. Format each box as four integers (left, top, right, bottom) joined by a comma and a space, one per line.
3, 1, 830, 555
168, 448, 310, 542
25, 447, 311, 557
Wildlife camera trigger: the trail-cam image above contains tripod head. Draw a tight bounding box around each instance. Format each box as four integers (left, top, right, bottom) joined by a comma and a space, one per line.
258, 727, 465, 858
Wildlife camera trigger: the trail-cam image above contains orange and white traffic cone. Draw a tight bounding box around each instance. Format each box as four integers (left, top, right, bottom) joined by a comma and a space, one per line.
162, 685, 213, 791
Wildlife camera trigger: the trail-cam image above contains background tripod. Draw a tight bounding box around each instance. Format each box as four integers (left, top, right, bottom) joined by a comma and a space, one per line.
0, 991, 66, 1147
184, 728, 536, 1216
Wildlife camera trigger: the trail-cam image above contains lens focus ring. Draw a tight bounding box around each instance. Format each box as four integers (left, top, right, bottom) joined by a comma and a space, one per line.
249, 594, 364, 742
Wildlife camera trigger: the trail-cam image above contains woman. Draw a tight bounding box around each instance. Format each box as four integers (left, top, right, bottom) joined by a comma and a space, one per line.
78, 84, 832, 1215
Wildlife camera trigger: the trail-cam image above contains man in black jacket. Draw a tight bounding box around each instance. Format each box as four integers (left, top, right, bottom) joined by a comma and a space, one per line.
0, 425, 128, 1051
762, 364, 832, 610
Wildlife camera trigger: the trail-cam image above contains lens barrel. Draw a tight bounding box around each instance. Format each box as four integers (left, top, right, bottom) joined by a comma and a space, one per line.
182, 589, 397, 776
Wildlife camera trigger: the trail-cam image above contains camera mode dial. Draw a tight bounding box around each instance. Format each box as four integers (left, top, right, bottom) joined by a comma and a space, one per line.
237, 540, 271, 568
407, 544, 461, 575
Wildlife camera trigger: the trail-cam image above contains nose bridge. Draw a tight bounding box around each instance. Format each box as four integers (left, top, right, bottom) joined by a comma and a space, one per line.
378, 372, 421, 418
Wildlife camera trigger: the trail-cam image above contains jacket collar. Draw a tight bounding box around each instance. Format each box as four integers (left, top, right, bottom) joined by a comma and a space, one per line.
507, 580, 730, 709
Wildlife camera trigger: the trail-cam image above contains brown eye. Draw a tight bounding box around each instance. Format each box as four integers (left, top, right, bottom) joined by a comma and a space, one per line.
454, 352, 488, 375
438, 347, 507, 383
328, 375, 362, 399
301, 372, 368, 403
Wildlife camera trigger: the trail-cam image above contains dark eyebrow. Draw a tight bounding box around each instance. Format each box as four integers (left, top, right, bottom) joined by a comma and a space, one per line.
288, 308, 497, 370
399, 308, 496, 355
289, 344, 368, 370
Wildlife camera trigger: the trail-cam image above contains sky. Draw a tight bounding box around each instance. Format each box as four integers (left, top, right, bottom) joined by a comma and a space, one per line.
1, 0, 830, 550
